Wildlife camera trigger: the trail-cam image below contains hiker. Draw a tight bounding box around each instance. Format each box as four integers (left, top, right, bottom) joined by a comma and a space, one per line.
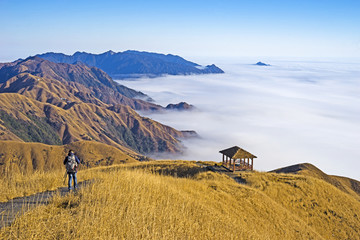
63, 150, 81, 191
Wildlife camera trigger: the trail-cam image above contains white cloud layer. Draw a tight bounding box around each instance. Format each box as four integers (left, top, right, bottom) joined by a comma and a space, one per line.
117, 59, 360, 180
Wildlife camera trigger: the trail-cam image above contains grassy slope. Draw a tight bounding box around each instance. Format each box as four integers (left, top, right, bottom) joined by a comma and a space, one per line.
271, 163, 360, 200
0, 93, 183, 153
0, 140, 137, 174
0, 141, 137, 201
238, 171, 360, 240
1, 161, 359, 239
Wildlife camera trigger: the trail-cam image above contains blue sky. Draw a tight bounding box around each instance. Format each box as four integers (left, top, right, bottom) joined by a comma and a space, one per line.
1, 0, 359, 61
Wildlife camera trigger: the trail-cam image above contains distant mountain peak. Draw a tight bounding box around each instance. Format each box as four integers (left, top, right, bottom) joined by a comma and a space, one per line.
104, 50, 115, 55
73, 51, 86, 55
36, 50, 224, 79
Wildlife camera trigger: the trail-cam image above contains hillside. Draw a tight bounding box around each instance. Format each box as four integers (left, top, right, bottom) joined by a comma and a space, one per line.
1, 161, 359, 239
271, 163, 360, 200
36, 50, 224, 79
0, 57, 159, 111
0, 141, 139, 202
0, 71, 160, 111
0, 93, 188, 153
0, 57, 197, 154
0, 141, 138, 175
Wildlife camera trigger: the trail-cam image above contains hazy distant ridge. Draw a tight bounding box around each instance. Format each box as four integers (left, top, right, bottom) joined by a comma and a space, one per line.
36, 50, 224, 79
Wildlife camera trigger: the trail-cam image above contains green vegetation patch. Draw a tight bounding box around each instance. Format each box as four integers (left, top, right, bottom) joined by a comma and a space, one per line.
101, 118, 161, 154
0, 110, 62, 145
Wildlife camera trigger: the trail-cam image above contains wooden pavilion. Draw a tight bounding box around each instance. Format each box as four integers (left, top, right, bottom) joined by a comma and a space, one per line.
219, 146, 257, 172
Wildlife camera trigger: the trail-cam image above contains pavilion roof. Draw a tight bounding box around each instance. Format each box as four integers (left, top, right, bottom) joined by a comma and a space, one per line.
219, 146, 257, 159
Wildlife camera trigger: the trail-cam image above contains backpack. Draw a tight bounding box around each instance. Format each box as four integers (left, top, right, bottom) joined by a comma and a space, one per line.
66, 155, 78, 172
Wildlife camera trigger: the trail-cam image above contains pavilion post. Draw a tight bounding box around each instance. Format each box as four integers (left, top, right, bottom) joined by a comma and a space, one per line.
233, 158, 235, 172
251, 158, 253, 170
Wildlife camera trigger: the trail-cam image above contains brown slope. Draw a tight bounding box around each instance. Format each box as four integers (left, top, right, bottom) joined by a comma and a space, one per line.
0, 58, 195, 154
0, 93, 185, 153
0, 57, 161, 111
0, 72, 158, 113
0, 73, 105, 107
0, 59, 21, 70
271, 163, 360, 199
0, 140, 137, 175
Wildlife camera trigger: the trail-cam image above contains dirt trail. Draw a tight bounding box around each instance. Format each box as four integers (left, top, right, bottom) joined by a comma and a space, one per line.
0, 181, 90, 228
204, 164, 247, 184
1, 164, 244, 229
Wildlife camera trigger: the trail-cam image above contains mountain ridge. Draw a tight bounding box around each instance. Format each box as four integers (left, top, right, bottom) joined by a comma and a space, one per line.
0, 93, 189, 154
0, 57, 160, 110
36, 50, 224, 79
0, 57, 196, 154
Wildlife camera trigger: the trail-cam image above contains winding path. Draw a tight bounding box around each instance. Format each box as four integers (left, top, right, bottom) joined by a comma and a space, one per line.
1, 165, 243, 229
0, 181, 90, 228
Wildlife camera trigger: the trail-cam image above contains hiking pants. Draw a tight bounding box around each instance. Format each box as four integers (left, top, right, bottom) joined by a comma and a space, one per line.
68, 172, 77, 190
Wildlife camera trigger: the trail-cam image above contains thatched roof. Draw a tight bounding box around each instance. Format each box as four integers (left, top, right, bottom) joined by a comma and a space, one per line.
219, 146, 257, 159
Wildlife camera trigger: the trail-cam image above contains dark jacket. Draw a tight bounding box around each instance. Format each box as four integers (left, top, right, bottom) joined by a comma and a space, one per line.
63, 154, 81, 173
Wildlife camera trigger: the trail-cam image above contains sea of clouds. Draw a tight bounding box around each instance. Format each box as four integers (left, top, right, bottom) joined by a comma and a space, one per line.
117, 59, 360, 180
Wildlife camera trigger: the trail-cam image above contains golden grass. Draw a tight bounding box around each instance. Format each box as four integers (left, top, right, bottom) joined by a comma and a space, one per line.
0, 161, 359, 239
272, 163, 360, 200
0, 140, 137, 176
237, 171, 360, 240
0, 140, 138, 202
0, 170, 63, 202
0, 160, 195, 202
